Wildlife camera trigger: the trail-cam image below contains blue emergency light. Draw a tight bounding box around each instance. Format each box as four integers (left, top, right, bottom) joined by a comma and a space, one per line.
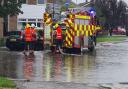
65, 0, 70, 8
89, 7, 96, 16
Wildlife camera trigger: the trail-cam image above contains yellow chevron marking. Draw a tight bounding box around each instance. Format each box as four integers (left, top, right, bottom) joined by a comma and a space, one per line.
75, 24, 77, 31
86, 31, 88, 36
79, 25, 82, 32
90, 31, 93, 36
84, 25, 86, 31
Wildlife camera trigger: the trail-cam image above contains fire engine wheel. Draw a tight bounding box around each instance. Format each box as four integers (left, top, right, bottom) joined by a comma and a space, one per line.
50, 46, 56, 52
88, 42, 95, 52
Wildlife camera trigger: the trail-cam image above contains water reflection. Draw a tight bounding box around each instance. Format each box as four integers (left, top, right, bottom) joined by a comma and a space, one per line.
0, 52, 18, 78
54, 54, 62, 81
0, 50, 96, 83
43, 54, 52, 81
23, 54, 34, 80
2, 43, 128, 83
43, 51, 96, 83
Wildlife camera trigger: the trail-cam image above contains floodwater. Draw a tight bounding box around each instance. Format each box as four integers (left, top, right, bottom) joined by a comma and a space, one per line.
1, 41, 128, 83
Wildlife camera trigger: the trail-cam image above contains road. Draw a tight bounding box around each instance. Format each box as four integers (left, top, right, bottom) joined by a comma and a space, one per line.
1, 40, 128, 88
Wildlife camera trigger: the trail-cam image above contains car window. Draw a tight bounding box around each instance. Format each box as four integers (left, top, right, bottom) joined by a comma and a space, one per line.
8, 31, 21, 36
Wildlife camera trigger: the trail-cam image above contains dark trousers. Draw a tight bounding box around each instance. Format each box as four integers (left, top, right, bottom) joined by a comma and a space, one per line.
56, 39, 62, 49
24, 41, 33, 50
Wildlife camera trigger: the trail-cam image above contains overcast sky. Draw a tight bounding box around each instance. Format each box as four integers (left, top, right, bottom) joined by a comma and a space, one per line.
72, 0, 128, 5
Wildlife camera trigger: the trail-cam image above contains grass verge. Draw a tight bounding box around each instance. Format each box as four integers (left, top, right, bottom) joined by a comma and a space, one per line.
97, 36, 128, 43
0, 77, 16, 89
0, 38, 5, 47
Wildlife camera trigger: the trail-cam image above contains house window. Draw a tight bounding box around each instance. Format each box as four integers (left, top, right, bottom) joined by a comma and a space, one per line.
22, 0, 27, 4
38, 0, 44, 4
17, 0, 27, 4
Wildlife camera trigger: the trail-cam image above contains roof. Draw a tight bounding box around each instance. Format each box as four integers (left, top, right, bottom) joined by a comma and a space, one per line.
18, 4, 46, 19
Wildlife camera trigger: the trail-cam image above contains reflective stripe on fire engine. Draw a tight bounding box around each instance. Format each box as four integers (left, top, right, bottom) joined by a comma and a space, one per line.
79, 24, 82, 33
75, 24, 77, 31
65, 29, 73, 47
76, 31, 79, 37
86, 30, 89, 37
75, 15, 91, 20
92, 25, 95, 31
74, 25, 96, 36
90, 30, 93, 36
96, 26, 101, 30
84, 25, 86, 31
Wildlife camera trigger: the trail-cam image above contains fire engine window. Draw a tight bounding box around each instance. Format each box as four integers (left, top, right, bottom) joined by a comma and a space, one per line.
75, 19, 80, 24
75, 19, 89, 25
80, 19, 85, 25
84, 20, 89, 25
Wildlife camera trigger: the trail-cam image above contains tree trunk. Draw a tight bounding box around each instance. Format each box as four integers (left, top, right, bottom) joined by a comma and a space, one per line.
109, 28, 112, 36
3, 16, 8, 36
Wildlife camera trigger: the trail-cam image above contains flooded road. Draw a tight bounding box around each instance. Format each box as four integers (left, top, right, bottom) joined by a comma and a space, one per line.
1, 41, 128, 84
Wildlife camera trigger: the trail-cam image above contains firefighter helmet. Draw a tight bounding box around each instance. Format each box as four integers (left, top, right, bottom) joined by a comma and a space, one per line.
26, 24, 31, 28
31, 24, 35, 28
55, 23, 59, 28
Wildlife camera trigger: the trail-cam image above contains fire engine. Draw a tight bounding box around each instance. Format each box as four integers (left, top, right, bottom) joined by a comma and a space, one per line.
43, 7, 101, 53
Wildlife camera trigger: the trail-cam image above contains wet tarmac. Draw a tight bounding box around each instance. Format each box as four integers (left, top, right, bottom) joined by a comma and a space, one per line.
1, 41, 128, 84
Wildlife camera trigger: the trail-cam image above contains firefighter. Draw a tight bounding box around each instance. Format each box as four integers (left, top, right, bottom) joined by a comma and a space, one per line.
55, 23, 62, 52
23, 24, 34, 54
31, 24, 37, 50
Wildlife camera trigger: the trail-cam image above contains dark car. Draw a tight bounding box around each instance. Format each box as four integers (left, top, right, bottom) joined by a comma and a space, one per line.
34, 29, 44, 51
6, 31, 25, 51
6, 29, 44, 51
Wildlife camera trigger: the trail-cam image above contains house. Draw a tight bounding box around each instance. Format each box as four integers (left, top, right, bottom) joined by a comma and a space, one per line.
0, 0, 53, 38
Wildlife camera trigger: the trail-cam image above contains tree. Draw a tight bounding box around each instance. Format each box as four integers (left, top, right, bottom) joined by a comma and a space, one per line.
95, 0, 127, 36
95, 0, 111, 33
0, 0, 23, 36
60, 0, 77, 11
117, 0, 127, 27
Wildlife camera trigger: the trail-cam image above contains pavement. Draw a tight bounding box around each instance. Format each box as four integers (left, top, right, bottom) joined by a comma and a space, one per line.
16, 81, 100, 89
15, 81, 128, 89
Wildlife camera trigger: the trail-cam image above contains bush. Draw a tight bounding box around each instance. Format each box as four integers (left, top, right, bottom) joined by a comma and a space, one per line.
0, 77, 16, 88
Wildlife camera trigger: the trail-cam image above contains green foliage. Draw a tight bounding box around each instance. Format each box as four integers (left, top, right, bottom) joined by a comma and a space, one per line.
94, 5, 106, 26
0, 77, 16, 88
0, 0, 23, 17
0, 38, 5, 47
60, 0, 77, 11
69, 3, 76, 8
95, 0, 128, 30
97, 36, 127, 42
